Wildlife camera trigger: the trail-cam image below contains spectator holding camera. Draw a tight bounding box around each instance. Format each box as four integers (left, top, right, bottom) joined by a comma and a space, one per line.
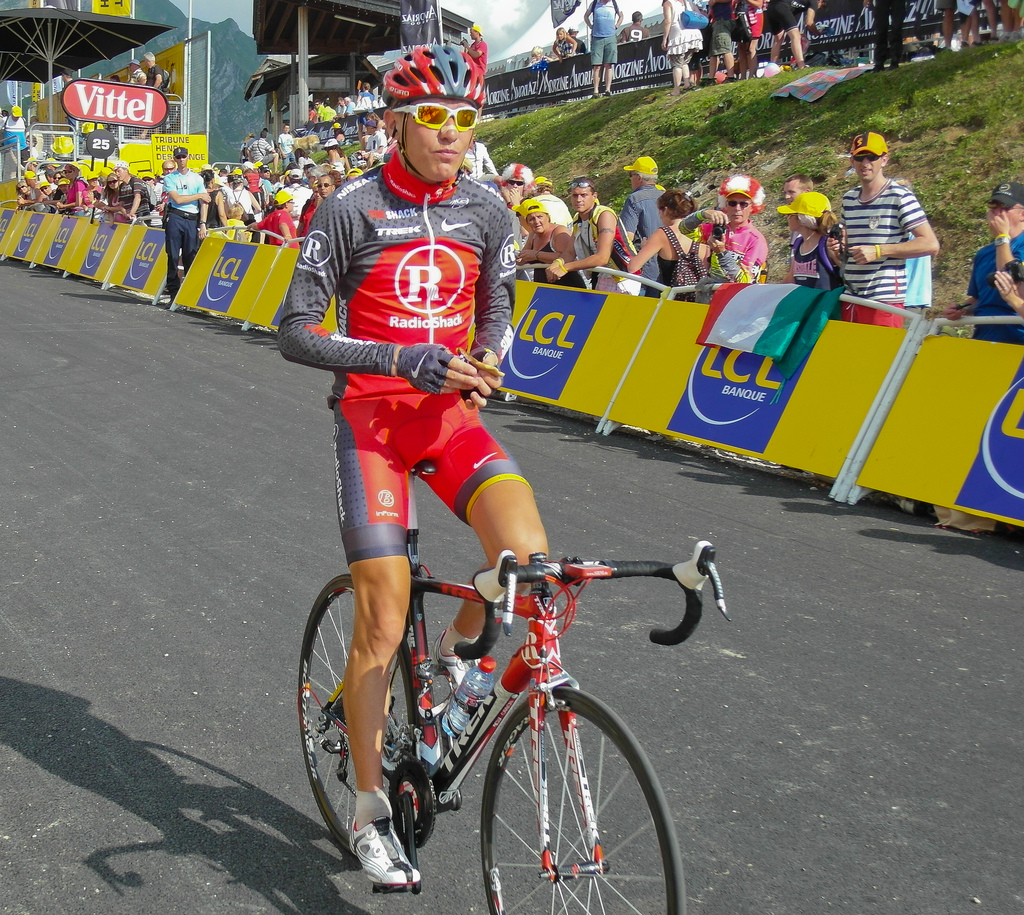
681, 175, 768, 283
831, 132, 939, 327
942, 181, 1024, 345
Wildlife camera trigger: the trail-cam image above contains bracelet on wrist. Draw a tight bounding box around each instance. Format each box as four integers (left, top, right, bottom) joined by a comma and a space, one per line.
994, 234, 1010, 246
874, 244, 882, 260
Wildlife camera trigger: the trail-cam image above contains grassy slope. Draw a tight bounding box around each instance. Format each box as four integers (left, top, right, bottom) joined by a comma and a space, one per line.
476, 42, 1024, 305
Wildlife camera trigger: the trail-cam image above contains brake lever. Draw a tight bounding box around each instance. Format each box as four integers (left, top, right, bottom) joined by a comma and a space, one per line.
498, 553, 518, 635
697, 546, 729, 621
458, 549, 517, 659
649, 540, 730, 646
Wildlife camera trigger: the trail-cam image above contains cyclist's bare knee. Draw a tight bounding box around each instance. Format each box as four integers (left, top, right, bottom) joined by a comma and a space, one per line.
468, 478, 548, 564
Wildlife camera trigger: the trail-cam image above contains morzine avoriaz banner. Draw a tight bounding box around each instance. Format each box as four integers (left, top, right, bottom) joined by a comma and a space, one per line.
400, 0, 441, 48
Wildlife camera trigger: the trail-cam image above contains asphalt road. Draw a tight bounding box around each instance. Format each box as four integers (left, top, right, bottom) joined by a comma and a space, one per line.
1, 262, 1022, 915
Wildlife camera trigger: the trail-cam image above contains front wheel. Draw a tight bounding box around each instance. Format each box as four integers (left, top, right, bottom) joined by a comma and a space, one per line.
297, 574, 414, 851
480, 687, 685, 915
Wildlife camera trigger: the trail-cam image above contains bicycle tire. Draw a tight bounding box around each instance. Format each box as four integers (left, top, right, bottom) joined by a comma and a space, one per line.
298, 574, 415, 851
480, 686, 686, 915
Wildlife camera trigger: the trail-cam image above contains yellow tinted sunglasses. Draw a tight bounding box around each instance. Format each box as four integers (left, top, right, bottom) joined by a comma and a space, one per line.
393, 103, 479, 131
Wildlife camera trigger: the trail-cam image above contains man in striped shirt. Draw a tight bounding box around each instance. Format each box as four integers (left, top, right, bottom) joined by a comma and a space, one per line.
834, 131, 940, 326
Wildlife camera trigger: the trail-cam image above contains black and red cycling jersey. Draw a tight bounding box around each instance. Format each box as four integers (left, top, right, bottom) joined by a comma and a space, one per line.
277, 154, 517, 401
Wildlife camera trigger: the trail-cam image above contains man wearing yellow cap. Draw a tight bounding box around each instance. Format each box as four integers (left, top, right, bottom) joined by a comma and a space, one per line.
461, 25, 488, 80
832, 131, 939, 327
621, 155, 662, 295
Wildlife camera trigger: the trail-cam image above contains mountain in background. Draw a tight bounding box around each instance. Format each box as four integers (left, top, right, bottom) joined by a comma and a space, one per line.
0, 0, 266, 161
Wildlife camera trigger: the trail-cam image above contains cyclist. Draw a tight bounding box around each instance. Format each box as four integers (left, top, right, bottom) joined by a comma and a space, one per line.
277, 45, 548, 890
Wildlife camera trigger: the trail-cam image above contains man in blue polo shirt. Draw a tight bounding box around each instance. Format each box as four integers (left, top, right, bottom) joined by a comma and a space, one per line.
162, 146, 209, 301
944, 181, 1024, 345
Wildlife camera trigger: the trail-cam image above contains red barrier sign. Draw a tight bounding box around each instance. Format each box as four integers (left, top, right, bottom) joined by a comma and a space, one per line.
61, 79, 168, 129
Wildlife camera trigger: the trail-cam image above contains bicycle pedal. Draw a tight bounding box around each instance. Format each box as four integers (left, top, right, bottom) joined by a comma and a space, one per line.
371, 880, 421, 894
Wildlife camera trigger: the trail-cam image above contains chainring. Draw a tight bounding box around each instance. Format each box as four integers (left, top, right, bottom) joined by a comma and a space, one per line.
389, 758, 436, 848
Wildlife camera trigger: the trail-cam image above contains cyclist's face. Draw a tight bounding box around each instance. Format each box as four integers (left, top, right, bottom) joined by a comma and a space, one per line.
386, 99, 475, 184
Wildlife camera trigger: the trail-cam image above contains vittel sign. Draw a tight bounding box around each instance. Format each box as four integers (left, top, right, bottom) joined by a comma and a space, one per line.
61, 79, 168, 129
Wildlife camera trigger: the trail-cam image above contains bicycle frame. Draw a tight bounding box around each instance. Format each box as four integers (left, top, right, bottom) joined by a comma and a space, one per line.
399, 495, 598, 872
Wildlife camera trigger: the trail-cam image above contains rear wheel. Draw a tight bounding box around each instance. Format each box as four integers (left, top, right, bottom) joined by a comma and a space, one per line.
480, 687, 685, 914
298, 574, 414, 851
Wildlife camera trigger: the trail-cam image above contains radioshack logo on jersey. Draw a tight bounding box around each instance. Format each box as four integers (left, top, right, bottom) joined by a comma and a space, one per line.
368, 208, 417, 220
503, 286, 603, 400
379, 240, 479, 333
955, 355, 1024, 521
198, 242, 257, 313
122, 229, 164, 290
43, 217, 78, 267
13, 213, 44, 258
667, 346, 803, 453
80, 222, 118, 277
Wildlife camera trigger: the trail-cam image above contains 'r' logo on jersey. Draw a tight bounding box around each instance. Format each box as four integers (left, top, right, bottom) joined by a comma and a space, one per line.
302, 230, 332, 267
395, 243, 467, 316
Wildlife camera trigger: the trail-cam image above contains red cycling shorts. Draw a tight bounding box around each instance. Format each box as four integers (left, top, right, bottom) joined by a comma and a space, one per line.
333, 392, 529, 563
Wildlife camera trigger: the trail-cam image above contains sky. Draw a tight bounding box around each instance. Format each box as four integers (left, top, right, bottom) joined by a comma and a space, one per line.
165, 0, 660, 62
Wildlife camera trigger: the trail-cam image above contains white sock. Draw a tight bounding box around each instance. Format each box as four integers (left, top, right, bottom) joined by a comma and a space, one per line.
353, 788, 391, 831
440, 625, 477, 656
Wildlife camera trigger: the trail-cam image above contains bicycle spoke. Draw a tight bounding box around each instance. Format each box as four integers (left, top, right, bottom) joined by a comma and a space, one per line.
480, 688, 685, 915
298, 576, 414, 853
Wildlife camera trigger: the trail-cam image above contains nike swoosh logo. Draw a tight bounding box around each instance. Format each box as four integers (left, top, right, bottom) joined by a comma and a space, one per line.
473, 452, 498, 470
410, 352, 432, 379
441, 218, 470, 232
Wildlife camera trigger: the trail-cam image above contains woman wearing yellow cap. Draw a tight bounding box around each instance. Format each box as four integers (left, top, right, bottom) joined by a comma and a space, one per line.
516, 200, 587, 289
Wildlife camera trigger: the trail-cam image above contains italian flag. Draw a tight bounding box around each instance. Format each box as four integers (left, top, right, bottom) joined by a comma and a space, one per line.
696, 283, 844, 378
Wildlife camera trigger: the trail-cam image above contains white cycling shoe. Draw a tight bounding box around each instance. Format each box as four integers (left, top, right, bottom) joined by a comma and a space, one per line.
434, 628, 470, 690
351, 816, 420, 888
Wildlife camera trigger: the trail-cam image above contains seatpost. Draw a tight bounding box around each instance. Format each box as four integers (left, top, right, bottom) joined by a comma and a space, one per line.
406, 461, 436, 571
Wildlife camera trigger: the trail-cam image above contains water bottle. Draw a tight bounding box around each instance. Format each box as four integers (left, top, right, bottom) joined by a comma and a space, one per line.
441, 656, 496, 738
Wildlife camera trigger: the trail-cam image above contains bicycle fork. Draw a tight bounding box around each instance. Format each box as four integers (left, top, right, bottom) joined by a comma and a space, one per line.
531, 688, 606, 882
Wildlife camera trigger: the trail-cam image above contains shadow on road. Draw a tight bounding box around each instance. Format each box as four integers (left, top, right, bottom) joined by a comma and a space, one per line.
0, 676, 367, 914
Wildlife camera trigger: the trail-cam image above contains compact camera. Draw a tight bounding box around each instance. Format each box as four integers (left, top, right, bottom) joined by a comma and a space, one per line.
712, 224, 726, 241
986, 258, 1024, 287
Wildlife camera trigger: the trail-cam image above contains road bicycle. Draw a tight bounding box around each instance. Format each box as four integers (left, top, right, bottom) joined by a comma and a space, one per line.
298, 464, 729, 914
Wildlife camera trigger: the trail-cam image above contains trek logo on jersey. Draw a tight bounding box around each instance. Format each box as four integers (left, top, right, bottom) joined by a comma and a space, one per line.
955, 354, 1024, 519
667, 346, 804, 453
376, 225, 420, 237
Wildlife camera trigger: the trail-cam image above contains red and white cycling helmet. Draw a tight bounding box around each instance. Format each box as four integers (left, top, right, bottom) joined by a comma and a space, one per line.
717, 175, 766, 214
384, 45, 486, 109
